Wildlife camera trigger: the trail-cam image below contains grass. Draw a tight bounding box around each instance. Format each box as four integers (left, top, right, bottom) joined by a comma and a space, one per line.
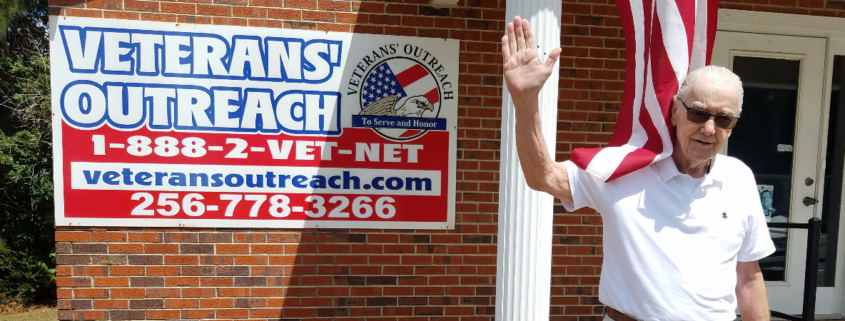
0, 302, 56, 321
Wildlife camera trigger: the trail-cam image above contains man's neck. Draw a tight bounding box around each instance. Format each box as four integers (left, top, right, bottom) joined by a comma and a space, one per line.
672, 153, 711, 179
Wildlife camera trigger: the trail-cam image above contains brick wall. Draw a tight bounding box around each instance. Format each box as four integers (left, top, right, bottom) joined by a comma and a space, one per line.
49, 0, 845, 320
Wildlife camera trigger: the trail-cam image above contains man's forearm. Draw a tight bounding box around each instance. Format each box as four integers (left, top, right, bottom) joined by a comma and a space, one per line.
736, 261, 770, 321
512, 95, 571, 202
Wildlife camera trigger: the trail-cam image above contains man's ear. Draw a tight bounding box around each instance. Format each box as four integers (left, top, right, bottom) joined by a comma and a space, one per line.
670, 96, 678, 126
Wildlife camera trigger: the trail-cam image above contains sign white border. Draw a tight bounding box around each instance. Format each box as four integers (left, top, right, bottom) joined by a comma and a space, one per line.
49, 16, 458, 229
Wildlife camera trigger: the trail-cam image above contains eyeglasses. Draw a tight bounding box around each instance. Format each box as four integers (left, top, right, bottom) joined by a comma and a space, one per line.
676, 99, 739, 129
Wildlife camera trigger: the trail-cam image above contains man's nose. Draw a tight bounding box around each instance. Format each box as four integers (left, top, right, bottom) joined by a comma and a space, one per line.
700, 117, 716, 135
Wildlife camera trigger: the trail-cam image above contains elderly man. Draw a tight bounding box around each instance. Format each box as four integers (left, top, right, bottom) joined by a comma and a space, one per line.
501, 17, 775, 321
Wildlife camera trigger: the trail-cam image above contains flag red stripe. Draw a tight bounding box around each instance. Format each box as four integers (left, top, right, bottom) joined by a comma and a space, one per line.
677, 0, 696, 65
569, 147, 602, 170
395, 64, 428, 87
399, 130, 422, 138
606, 0, 638, 147
706, 0, 718, 65
424, 88, 440, 104
649, 17, 680, 138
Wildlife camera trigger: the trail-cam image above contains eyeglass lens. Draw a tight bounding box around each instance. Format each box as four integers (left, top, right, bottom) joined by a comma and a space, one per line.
686, 108, 737, 129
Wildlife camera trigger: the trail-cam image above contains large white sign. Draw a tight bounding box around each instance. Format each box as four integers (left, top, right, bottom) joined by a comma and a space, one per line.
50, 17, 458, 229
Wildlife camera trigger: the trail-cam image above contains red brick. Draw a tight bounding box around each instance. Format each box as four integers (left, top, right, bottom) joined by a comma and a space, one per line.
109, 266, 144, 276
198, 4, 231, 16
160, 2, 195, 14
145, 244, 179, 253
103, 10, 139, 19
216, 309, 249, 318
164, 255, 198, 265
166, 277, 200, 286
285, 0, 316, 9
251, 244, 284, 254
109, 243, 144, 253
93, 299, 128, 309
200, 298, 233, 308
182, 288, 217, 297
128, 232, 161, 243
140, 12, 176, 22
146, 310, 181, 320
74, 288, 109, 299
56, 231, 91, 242
92, 232, 127, 242
303, 10, 334, 21
233, 6, 266, 17
268, 8, 301, 19
138, 266, 174, 277
165, 298, 198, 309
93, 277, 129, 287
111, 288, 145, 298
318, 23, 349, 32
318, 0, 348, 11
181, 309, 215, 319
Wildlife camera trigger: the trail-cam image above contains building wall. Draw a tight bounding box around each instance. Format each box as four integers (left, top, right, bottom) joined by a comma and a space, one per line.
48, 0, 845, 320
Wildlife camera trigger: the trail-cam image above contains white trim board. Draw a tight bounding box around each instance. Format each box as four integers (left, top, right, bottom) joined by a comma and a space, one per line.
718, 9, 845, 38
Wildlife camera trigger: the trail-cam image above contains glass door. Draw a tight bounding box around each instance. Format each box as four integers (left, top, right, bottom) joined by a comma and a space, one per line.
712, 31, 829, 314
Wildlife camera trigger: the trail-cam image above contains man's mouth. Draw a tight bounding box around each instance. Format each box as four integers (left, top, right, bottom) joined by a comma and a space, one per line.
693, 139, 714, 145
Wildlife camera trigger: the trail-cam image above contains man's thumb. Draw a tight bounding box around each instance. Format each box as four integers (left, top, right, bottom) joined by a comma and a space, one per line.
544, 47, 562, 69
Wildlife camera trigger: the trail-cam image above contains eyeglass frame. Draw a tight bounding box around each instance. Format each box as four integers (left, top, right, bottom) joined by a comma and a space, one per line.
675, 98, 740, 130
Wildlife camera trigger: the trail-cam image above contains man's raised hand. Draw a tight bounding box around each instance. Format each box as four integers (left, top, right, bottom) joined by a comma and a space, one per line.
501, 16, 562, 104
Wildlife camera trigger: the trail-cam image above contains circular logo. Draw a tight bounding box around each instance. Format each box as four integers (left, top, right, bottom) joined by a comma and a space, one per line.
358, 57, 442, 141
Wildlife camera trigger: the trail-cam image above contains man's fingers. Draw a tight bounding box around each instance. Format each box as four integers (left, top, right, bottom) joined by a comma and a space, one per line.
523, 19, 537, 51
544, 47, 562, 69
514, 16, 526, 51
507, 22, 517, 57
501, 36, 511, 63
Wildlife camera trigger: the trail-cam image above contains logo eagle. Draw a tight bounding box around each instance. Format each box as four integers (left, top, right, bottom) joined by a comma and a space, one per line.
359, 95, 435, 118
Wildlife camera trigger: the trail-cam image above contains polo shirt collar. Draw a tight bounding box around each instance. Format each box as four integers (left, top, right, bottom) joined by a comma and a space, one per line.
654, 154, 729, 183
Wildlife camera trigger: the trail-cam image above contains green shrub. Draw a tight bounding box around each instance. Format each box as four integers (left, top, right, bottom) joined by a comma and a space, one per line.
0, 0, 54, 303
0, 239, 55, 304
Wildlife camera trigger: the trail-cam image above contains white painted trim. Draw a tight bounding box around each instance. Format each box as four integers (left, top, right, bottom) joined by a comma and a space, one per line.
718, 9, 845, 38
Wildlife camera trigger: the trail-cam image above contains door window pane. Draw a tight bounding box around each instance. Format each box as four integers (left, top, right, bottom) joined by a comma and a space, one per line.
728, 56, 800, 282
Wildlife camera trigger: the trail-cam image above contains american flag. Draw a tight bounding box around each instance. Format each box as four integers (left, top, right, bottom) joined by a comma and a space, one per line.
364, 59, 440, 138
569, 0, 719, 181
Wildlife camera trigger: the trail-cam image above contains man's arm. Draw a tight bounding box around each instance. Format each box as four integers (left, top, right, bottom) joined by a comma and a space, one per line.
736, 260, 769, 321
501, 17, 572, 203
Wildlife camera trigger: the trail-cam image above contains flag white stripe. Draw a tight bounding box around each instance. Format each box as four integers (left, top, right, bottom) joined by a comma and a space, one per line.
657, 0, 690, 86
689, 0, 708, 71
625, 0, 648, 149
585, 145, 639, 179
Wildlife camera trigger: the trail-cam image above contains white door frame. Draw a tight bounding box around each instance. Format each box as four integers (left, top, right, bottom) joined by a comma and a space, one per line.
718, 8, 845, 316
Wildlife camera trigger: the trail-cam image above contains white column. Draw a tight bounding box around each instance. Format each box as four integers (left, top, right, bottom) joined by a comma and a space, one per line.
495, 1, 561, 320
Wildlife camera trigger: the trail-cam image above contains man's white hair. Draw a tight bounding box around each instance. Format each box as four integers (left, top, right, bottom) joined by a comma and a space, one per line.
675, 65, 744, 114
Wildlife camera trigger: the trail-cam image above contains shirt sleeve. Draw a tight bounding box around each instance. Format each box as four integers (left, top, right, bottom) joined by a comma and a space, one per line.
561, 160, 608, 214
737, 174, 777, 262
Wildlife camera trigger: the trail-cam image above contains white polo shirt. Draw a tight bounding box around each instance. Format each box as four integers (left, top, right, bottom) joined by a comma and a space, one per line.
562, 154, 775, 321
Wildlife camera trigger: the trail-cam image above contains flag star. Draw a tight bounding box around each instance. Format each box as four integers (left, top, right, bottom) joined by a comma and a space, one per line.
385, 69, 391, 74
368, 93, 374, 99
390, 88, 396, 94
377, 81, 383, 86
376, 89, 382, 94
